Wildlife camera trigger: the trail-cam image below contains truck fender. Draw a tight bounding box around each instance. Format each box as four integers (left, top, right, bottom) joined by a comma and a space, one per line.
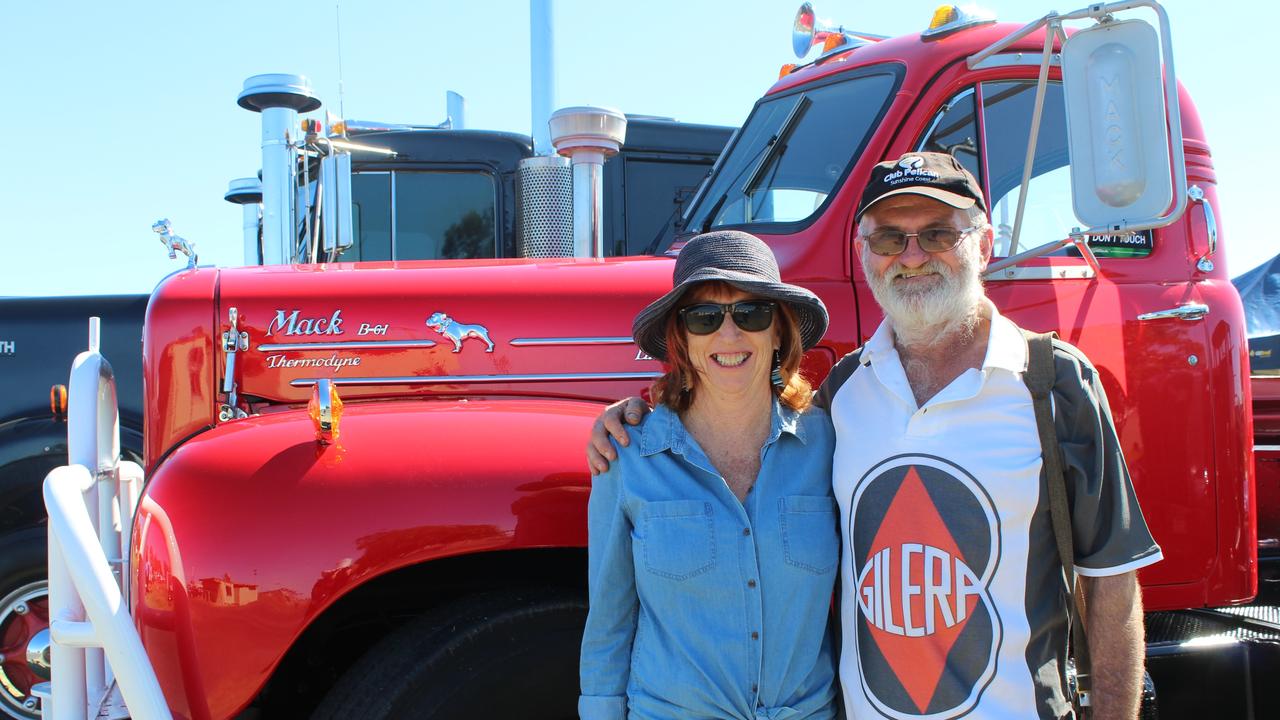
133, 397, 605, 719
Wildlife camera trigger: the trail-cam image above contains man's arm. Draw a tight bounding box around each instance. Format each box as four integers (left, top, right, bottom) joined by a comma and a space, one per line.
1081, 571, 1144, 720
586, 397, 649, 475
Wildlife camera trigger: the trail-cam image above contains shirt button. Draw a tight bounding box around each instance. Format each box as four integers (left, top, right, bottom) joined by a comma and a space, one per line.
748, 579, 757, 588
743, 527, 751, 536
752, 683, 758, 693
751, 631, 759, 640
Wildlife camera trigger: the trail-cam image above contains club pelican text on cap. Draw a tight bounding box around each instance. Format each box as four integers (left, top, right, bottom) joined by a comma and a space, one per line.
856, 152, 987, 223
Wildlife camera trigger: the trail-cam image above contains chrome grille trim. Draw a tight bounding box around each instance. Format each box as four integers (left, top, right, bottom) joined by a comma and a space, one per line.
258, 339, 438, 352
508, 336, 634, 347
290, 371, 661, 387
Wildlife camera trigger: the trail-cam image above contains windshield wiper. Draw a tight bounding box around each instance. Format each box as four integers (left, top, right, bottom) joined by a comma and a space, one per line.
741, 95, 811, 205
699, 95, 811, 233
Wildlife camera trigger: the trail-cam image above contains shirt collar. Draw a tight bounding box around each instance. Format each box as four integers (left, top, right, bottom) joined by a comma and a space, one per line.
860, 298, 1027, 375
981, 300, 1029, 374
638, 398, 807, 457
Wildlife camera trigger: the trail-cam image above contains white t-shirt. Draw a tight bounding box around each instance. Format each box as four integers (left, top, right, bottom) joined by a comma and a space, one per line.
816, 307, 1161, 719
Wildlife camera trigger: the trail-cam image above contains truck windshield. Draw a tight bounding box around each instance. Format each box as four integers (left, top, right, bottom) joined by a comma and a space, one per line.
685, 69, 898, 232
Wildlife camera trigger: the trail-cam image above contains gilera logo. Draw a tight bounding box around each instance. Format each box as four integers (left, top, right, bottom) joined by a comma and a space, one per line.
426, 312, 494, 353
267, 309, 344, 337
849, 454, 1002, 720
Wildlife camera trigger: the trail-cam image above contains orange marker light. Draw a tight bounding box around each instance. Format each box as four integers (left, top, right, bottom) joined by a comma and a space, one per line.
822, 33, 846, 54
50, 384, 67, 420
308, 379, 344, 444
929, 5, 958, 30
779, 63, 798, 79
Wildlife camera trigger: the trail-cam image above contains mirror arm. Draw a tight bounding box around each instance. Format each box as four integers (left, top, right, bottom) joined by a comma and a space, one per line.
1007, 19, 1060, 257
984, 228, 1103, 279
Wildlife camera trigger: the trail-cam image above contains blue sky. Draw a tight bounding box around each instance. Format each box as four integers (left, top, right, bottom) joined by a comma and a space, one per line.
1, 0, 1272, 296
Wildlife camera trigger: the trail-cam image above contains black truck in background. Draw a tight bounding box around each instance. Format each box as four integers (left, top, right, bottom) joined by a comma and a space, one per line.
0, 117, 730, 718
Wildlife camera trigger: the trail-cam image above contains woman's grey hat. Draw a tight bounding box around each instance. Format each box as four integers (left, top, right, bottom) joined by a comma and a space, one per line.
632, 231, 829, 362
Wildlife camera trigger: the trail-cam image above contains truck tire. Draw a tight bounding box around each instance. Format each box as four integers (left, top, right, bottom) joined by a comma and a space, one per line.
0, 526, 49, 720
311, 587, 586, 720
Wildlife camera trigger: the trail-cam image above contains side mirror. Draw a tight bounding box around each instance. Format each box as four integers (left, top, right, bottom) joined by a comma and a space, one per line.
321, 152, 354, 257
1062, 16, 1184, 231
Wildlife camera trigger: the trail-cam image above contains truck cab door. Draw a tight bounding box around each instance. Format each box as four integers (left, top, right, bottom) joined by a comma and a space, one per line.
892, 67, 1247, 608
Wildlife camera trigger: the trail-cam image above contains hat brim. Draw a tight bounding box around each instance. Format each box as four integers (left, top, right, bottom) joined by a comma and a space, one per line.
632, 268, 829, 362
856, 186, 978, 222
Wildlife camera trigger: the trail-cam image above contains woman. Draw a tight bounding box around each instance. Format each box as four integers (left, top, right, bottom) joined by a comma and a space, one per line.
579, 230, 839, 720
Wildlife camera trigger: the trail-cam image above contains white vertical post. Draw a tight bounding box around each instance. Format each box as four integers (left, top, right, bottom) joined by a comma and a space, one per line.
46, 528, 87, 720
447, 91, 466, 130
530, 0, 556, 154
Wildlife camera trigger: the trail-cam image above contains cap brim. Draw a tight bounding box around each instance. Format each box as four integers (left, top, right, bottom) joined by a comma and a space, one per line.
856, 186, 977, 221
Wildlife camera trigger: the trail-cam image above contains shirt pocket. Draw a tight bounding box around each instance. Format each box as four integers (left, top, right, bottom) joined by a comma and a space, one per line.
779, 495, 839, 575
639, 499, 717, 581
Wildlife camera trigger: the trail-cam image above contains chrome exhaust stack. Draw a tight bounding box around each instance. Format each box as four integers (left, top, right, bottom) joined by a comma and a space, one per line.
237, 74, 320, 265
224, 177, 263, 266
549, 107, 626, 258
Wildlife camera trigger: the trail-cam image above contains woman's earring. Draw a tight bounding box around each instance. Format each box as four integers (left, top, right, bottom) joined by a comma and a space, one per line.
771, 349, 784, 390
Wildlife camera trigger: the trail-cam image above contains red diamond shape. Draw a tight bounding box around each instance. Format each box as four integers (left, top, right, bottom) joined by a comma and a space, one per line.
857, 466, 983, 713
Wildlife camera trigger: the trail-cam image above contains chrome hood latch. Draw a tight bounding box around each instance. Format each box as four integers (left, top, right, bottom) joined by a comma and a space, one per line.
220, 307, 250, 421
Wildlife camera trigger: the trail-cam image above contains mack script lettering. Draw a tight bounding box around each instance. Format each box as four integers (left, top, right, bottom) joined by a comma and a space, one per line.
267, 309, 344, 337
265, 353, 361, 371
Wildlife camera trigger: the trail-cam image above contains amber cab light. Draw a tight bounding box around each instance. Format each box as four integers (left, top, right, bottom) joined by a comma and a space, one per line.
50, 384, 68, 421
308, 379, 344, 444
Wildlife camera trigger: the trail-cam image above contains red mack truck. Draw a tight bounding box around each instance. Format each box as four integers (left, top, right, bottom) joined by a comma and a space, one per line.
27, 2, 1280, 719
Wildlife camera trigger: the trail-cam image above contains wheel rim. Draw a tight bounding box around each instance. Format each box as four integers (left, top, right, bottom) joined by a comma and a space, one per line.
0, 581, 48, 719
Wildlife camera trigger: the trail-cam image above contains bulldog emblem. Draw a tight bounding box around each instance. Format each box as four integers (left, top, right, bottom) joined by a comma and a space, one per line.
426, 312, 495, 353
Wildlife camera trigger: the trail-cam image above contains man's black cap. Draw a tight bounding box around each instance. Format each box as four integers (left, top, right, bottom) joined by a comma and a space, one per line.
855, 152, 987, 222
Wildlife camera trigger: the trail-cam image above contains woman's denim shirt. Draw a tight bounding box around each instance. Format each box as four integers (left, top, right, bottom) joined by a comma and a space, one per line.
579, 400, 839, 720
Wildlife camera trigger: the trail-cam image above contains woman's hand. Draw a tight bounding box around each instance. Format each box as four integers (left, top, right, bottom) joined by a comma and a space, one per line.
587, 397, 650, 474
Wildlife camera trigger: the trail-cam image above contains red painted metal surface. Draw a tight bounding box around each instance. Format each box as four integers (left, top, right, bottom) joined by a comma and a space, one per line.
1254, 376, 1280, 551
127, 18, 1257, 717
143, 270, 218, 470
132, 398, 602, 719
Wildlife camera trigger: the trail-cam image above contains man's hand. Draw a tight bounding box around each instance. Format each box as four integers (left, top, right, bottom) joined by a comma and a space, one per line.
587, 397, 649, 475
1081, 571, 1144, 720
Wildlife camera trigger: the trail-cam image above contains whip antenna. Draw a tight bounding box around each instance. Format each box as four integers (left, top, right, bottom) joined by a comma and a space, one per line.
335, 3, 346, 120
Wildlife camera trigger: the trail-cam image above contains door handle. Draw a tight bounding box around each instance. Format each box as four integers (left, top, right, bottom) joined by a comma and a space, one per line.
1136, 303, 1209, 322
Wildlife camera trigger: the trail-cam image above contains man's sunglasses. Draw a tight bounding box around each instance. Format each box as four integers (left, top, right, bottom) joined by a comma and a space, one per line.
678, 300, 777, 335
861, 225, 980, 256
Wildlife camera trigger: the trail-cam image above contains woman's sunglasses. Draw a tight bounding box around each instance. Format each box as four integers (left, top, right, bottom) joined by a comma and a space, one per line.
679, 300, 777, 335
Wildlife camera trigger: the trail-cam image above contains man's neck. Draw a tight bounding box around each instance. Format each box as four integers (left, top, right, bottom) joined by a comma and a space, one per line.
893, 299, 993, 407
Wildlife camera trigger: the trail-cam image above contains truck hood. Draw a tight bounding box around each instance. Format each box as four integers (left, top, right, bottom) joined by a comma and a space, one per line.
217, 257, 674, 406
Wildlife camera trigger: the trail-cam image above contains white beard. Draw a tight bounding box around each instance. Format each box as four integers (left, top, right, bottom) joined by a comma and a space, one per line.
862, 238, 985, 349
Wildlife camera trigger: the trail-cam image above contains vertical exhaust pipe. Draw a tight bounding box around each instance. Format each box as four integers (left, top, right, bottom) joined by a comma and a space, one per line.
549, 107, 626, 257
530, 0, 556, 154
237, 74, 320, 265
225, 177, 264, 266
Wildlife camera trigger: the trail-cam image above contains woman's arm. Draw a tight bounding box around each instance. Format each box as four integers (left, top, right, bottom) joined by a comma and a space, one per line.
579, 460, 639, 720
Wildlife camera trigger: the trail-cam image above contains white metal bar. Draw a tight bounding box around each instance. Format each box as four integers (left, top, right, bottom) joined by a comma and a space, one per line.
51, 620, 100, 648
1007, 22, 1058, 256
46, 526, 87, 720
45, 466, 171, 719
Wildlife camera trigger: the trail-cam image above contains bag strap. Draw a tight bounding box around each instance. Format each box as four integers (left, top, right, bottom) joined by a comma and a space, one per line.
1021, 329, 1092, 709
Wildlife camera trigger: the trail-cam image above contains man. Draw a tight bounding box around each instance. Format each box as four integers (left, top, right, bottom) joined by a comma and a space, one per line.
588, 152, 1161, 719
